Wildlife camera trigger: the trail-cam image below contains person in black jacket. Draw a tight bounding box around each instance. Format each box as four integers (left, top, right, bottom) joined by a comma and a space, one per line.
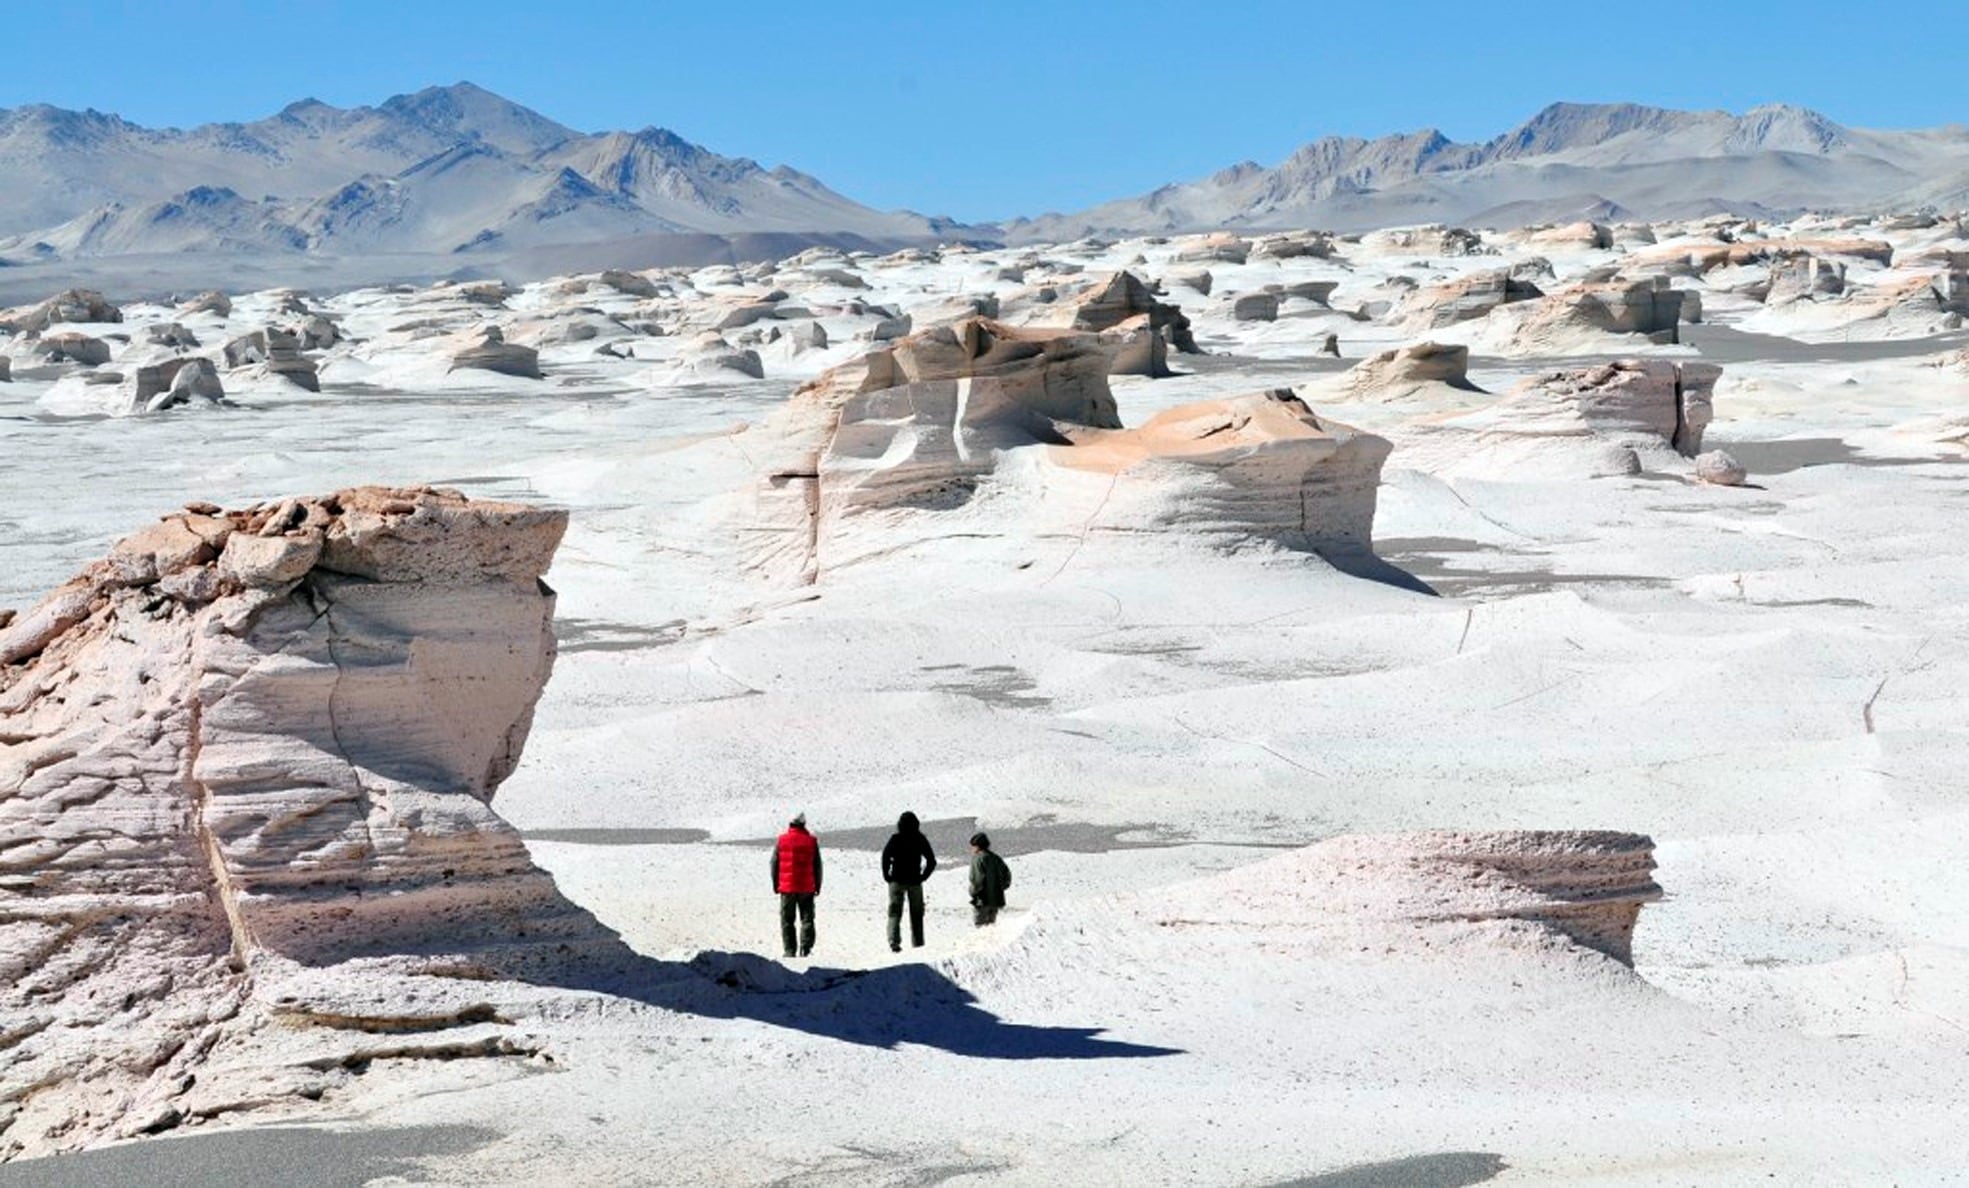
880, 811, 937, 952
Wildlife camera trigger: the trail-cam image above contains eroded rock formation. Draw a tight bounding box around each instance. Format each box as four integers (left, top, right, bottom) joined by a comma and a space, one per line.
0, 487, 614, 1158
1172, 830, 1661, 964
1053, 390, 1391, 554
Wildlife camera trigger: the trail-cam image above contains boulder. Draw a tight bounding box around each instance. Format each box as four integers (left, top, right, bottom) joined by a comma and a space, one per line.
1025, 271, 1199, 375
1694, 450, 1749, 486
1172, 233, 1251, 265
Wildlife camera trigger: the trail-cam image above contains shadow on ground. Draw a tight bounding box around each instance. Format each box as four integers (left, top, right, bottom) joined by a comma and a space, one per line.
543, 947, 1183, 1062
0, 1125, 497, 1188
1268, 1151, 1507, 1187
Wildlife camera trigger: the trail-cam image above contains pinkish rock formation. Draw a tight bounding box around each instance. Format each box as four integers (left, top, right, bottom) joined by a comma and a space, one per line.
1399, 270, 1543, 329
1054, 389, 1391, 555
1168, 830, 1661, 964
0, 289, 122, 335
1342, 342, 1482, 401
1024, 271, 1199, 375
1491, 359, 1719, 456
0, 488, 614, 1158
449, 325, 544, 379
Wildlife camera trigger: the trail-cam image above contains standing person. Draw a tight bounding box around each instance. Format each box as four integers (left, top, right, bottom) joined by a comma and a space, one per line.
880, 811, 937, 952
771, 812, 822, 959
968, 832, 1011, 926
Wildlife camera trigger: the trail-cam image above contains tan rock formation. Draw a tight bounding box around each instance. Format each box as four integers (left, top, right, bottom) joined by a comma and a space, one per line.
1054, 390, 1391, 555
0, 488, 613, 1157
1341, 342, 1481, 401
1399, 270, 1543, 329
1023, 271, 1199, 375
1482, 359, 1720, 456
0, 289, 122, 335
222, 328, 320, 391
1175, 831, 1661, 964
449, 325, 544, 379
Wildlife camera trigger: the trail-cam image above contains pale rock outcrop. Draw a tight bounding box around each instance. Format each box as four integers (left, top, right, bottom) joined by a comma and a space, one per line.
1172, 233, 1250, 265
146, 322, 201, 349
1232, 292, 1280, 322
595, 269, 658, 298
651, 332, 766, 386
1477, 359, 1719, 456
1486, 276, 1689, 350
1399, 270, 1543, 329
296, 314, 341, 351
1023, 272, 1199, 376
222, 328, 320, 391
448, 325, 543, 379
0, 288, 122, 335
1766, 255, 1848, 304
747, 318, 1120, 582
1169, 270, 1212, 296
1174, 831, 1661, 965
179, 291, 233, 318
1694, 449, 1749, 486
1251, 232, 1333, 260
1341, 342, 1481, 402
32, 332, 111, 366
1052, 389, 1391, 555
0, 488, 617, 1159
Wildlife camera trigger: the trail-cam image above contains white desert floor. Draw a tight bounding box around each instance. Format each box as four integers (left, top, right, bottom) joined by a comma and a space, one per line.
2, 227, 1968, 1185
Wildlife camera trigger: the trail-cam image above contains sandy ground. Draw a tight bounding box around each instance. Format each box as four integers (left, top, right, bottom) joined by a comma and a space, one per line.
3, 223, 1968, 1184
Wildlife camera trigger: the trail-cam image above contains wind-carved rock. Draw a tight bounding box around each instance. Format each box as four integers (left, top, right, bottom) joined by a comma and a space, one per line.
1341, 341, 1483, 402
1021, 271, 1199, 376
0, 289, 122, 335
1493, 359, 1720, 456
0, 487, 617, 1158
1171, 830, 1662, 965
746, 318, 1393, 583
1053, 389, 1391, 555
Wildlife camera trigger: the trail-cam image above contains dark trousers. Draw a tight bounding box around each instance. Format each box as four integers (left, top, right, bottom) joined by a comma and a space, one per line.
974, 905, 999, 927
779, 893, 815, 957
887, 882, 925, 949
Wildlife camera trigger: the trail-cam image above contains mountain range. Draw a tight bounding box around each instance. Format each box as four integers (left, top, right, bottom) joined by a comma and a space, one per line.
1004, 102, 1969, 241
0, 82, 959, 261
0, 84, 1965, 277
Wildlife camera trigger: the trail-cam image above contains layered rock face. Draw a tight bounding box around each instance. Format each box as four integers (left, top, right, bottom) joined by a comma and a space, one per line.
1342, 341, 1482, 401
1025, 271, 1199, 376
746, 319, 1393, 582
1400, 270, 1544, 329
1493, 359, 1720, 456
1176, 831, 1662, 965
1054, 390, 1392, 554
750, 318, 1118, 582
0, 487, 607, 1156
0, 289, 122, 335
221, 328, 320, 391
448, 324, 543, 379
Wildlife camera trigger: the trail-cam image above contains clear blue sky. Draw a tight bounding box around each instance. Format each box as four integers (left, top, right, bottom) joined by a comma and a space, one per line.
2, 0, 1960, 222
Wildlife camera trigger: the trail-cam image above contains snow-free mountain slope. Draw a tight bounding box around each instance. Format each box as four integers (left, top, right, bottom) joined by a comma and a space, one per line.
1006, 101, 1969, 240
0, 82, 941, 256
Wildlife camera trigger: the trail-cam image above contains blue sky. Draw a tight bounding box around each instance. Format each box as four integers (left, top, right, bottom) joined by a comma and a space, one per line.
2, 0, 1960, 222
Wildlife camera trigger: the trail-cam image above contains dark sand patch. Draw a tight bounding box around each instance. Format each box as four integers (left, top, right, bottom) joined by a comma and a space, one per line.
1269, 1151, 1507, 1188
921, 664, 1052, 708
1683, 323, 1969, 364
0, 1125, 497, 1188
555, 617, 688, 653
523, 828, 712, 846
1376, 537, 1666, 599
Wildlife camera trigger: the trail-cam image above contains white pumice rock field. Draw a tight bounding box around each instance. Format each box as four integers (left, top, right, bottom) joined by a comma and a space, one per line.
2, 212, 1968, 1184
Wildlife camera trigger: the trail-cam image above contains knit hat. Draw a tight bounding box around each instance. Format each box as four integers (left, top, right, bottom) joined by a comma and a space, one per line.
969, 832, 990, 849
790, 812, 807, 827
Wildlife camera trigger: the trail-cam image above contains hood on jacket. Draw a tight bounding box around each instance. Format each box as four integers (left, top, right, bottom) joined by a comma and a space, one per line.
897, 811, 920, 834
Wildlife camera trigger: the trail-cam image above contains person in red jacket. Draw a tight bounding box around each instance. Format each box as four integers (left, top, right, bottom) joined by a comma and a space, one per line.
771, 812, 823, 959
